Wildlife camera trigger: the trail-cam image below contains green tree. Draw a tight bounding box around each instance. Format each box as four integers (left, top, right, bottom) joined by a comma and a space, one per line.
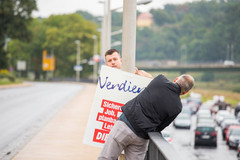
0, 0, 37, 69
42, 14, 99, 78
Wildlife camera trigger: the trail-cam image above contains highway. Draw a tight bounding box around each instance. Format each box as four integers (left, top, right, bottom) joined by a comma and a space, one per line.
0, 82, 83, 159
168, 115, 237, 160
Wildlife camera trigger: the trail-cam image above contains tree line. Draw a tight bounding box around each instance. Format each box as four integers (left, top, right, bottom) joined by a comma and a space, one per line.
0, 0, 239, 80
136, 0, 240, 63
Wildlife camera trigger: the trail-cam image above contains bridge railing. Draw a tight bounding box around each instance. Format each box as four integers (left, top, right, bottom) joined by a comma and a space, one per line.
145, 132, 185, 160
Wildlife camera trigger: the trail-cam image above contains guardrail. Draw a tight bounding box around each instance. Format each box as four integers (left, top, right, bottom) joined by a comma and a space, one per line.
145, 132, 184, 160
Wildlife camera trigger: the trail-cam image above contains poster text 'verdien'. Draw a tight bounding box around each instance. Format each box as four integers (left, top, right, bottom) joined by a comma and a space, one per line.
99, 76, 145, 93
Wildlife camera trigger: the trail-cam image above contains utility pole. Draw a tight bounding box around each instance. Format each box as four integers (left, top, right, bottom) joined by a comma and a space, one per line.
92, 35, 98, 83
75, 40, 80, 82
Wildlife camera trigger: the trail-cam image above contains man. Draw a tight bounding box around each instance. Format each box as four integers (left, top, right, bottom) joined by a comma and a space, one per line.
105, 49, 153, 79
97, 74, 194, 160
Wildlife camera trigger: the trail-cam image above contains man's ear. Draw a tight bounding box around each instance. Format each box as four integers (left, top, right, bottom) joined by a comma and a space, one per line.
183, 91, 189, 95
174, 77, 179, 83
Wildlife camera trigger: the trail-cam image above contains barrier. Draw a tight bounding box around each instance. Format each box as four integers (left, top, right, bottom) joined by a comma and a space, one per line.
145, 132, 184, 160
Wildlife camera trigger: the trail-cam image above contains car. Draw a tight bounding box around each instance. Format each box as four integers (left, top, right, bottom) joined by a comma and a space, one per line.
228, 127, 240, 149
226, 125, 240, 145
181, 105, 192, 116
237, 143, 240, 159
173, 113, 191, 129
194, 123, 217, 148
197, 109, 211, 117
224, 60, 235, 66
237, 112, 240, 123
221, 119, 239, 140
215, 110, 230, 125
235, 103, 240, 117
196, 112, 212, 124
220, 114, 237, 127
197, 117, 215, 127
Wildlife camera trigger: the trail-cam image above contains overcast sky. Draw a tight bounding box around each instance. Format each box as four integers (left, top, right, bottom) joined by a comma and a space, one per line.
32, 0, 201, 18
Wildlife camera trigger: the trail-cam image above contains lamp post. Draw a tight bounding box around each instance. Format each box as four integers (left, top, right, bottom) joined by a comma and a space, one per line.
99, 0, 152, 71
92, 35, 98, 83
121, 0, 152, 73
75, 40, 80, 82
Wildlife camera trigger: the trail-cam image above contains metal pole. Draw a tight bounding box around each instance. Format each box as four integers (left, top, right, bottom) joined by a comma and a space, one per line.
100, 1, 107, 58
106, 0, 111, 51
231, 44, 234, 61
93, 35, 98, 83
121, 0, 136, 73
75, 40, 80, 82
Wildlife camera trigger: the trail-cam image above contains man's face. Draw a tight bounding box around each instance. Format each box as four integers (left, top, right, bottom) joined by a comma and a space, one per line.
105, 52, 122, 69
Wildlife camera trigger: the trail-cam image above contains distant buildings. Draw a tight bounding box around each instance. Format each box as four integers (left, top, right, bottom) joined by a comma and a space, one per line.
137, 12, 153, 28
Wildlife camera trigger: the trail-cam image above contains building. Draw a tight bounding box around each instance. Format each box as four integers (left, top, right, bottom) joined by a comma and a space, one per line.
137, 12, 153, 28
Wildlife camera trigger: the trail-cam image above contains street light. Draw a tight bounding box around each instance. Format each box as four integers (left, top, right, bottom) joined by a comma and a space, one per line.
75, 40, 81, 82
121, 0, 152, 73
137, 0, 152, 5
99, 0, 152, 59
92, 35, 99, 83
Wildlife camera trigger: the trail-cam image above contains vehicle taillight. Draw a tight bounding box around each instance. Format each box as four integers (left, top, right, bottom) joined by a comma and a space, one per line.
211, 132, 217, 136
195, 131, 201, 135
224, 129, 228, 134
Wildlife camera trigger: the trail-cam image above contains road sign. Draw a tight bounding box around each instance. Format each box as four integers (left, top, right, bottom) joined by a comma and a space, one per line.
42, 50, 55, 71
74, 65, 83, 71
17, 60, 26, 71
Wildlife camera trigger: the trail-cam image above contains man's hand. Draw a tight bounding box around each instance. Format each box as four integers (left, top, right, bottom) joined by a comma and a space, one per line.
135, 67, 154, 79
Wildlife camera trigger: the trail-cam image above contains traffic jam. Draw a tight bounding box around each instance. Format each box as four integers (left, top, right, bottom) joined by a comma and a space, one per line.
162, 93, 240, 159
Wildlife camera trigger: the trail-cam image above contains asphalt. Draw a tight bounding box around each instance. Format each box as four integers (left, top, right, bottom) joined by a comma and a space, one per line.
4, 82, 102, 160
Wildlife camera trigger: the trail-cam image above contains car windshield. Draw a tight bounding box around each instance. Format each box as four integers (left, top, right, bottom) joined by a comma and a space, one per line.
231, 129, 240, 135
197, 127, 214, 132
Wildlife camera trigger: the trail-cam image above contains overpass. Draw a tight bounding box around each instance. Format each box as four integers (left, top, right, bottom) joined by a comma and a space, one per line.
139, 64, 240, 73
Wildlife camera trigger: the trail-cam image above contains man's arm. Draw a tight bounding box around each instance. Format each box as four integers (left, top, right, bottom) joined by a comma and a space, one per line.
157, 115, 178, 132
135, 67, 154, 79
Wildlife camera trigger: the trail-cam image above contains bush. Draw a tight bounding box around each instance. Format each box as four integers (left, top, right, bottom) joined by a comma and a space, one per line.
233, 87, 240, 93
0, 70, 15, 82
201, 72, 214, 82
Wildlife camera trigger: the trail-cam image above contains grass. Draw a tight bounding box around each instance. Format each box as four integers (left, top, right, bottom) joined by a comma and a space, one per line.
0, 78, 22, 85
192, 88, 240, 107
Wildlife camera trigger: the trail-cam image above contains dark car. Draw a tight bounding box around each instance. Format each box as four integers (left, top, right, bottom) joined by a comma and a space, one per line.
194, 123, 217, 148
235, 103, 240, 117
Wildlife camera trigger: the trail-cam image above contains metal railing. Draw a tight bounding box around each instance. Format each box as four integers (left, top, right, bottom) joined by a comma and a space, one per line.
145, 132, 185, 160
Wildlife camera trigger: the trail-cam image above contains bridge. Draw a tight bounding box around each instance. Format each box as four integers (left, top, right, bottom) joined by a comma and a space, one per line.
139, 64, 240, 73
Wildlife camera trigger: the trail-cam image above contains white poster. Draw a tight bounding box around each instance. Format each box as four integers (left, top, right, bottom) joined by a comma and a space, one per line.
83, 66, 152, 148
17, 60, 26, 71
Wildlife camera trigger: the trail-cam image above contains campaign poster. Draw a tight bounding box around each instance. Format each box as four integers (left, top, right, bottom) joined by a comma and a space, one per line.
83, 66, 152, 148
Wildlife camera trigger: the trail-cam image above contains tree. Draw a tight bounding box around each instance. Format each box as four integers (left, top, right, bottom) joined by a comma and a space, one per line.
0, 0, 37, 69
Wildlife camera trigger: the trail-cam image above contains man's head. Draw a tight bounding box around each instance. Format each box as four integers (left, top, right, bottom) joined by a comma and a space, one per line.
174, 74, 194, 95
105, 49, 122, 69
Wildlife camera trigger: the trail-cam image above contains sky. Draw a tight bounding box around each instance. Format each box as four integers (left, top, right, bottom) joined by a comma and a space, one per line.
32, 0, 201, 18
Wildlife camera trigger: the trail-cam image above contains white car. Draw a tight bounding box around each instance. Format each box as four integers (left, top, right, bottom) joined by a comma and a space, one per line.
215, 110, 230, 125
